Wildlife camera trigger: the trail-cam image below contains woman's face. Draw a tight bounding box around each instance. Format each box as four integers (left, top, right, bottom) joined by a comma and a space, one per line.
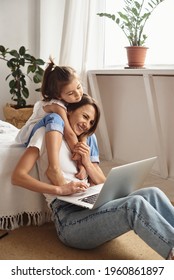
68, 104, 96, 136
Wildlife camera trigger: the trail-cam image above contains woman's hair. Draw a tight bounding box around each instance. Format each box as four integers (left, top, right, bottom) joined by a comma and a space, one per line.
67, 94, 100, 138
41, 58, 77, 101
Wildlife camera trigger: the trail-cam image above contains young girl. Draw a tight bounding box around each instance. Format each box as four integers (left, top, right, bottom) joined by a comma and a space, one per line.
15, 59, 89, 187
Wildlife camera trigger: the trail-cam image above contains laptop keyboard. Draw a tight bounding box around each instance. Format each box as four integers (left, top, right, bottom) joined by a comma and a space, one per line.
81, 193, 99, 205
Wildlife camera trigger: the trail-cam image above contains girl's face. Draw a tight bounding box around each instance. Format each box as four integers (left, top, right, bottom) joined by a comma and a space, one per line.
60, 78, 83, 103
68, 104, 96, 136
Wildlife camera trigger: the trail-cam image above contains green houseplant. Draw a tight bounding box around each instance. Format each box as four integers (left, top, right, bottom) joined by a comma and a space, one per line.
0, 45, 45, 127
97, 0, 165, 67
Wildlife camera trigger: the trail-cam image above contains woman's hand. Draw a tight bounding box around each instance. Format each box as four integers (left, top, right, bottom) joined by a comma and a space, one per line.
56, 181, 88, 196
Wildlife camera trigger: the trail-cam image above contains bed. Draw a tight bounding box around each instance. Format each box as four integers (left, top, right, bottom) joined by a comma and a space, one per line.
0, 120, 51, 230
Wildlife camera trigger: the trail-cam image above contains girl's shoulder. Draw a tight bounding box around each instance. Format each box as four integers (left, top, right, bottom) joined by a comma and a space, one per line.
42, 99, 66, 109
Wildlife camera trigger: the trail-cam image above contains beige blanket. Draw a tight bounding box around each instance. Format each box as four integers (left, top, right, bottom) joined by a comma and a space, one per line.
0, 121, 51, 230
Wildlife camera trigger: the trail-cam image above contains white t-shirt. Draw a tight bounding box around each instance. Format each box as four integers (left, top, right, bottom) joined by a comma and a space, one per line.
28, 127, 89, 206
15, 99, 66, 144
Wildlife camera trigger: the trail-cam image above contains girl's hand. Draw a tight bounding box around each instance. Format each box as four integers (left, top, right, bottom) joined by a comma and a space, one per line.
73, 142, 91, 166
73, 143, 106, 186
57, 181, 88, 196
72, 152, 81, 161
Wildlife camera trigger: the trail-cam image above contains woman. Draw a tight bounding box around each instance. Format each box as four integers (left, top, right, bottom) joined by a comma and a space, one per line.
12, 95, 174, 260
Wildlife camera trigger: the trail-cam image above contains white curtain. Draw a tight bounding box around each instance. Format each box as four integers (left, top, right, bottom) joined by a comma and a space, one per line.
39, 0, 105, 88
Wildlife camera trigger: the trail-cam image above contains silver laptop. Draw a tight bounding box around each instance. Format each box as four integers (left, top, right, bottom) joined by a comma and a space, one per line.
57, 156, 157, 209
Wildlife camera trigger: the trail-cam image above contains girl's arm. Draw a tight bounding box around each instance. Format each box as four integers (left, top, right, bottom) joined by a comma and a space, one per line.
44, 103, 78, 151
73, 142, 106, 185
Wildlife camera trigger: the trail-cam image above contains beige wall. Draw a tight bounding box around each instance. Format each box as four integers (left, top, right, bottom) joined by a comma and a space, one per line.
95, 75, 174, 179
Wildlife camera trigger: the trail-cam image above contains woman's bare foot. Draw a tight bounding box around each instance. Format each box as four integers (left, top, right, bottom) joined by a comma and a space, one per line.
167, 248, 174, 260
75, 164, 88, 180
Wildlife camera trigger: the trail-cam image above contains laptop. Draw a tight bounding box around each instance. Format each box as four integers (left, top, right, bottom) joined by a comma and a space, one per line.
57, 156, 157, 209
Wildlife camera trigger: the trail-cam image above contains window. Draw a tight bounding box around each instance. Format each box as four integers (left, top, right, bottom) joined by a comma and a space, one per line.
104, 0, 174, 66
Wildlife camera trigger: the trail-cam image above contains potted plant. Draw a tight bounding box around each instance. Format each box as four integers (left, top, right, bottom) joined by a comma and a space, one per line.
0, 45, 45, 128
97, 0, 165, 68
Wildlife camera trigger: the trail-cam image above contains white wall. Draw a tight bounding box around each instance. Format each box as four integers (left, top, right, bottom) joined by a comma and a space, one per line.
0, 0, 40, 120
95, 75, 174, 179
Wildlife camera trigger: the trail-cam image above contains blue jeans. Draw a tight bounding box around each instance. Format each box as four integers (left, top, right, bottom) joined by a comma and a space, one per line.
50, 187, 174, 259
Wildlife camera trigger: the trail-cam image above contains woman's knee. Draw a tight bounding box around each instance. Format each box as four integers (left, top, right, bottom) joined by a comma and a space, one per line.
126, 195, 146, 211
144, 186, 164, 198
135, 186, 162, 198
